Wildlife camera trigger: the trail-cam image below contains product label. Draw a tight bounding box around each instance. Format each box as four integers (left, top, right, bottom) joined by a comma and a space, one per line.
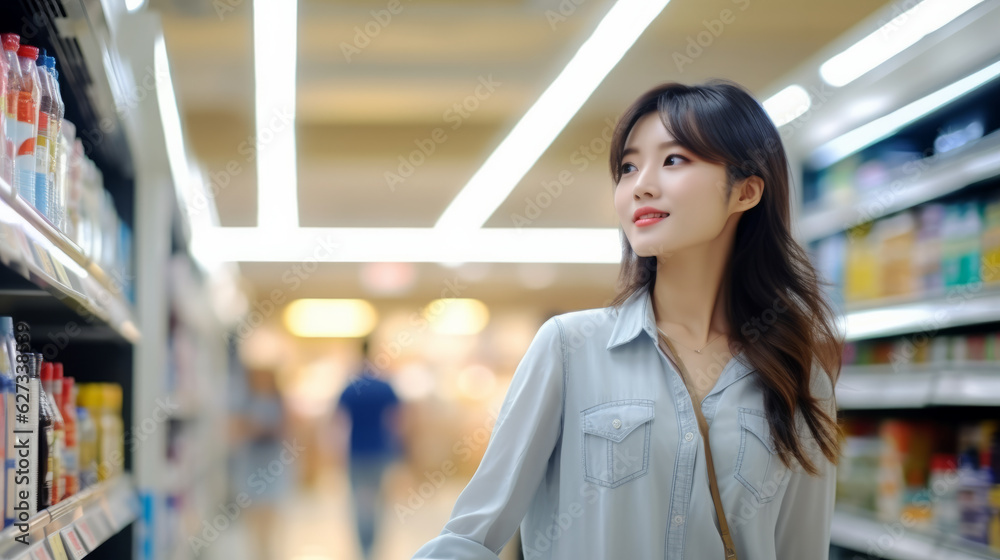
13, 90, 35, 203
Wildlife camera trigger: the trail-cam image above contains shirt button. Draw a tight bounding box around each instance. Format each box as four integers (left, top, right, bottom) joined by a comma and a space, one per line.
684, 432, 695, 442
612, 419, 622, 429
674, 515, 684, 524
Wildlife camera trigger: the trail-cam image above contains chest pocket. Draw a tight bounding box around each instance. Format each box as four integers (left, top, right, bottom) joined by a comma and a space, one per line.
735, 407, 788, 503
581, 400, 655, 488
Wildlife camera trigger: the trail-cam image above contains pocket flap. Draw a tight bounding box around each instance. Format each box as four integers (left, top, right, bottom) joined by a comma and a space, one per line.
738, 408, 777, 454
582, 400, 655, 443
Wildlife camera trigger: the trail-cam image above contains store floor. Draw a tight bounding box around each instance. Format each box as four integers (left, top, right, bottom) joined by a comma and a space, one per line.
202, 462, 519, 560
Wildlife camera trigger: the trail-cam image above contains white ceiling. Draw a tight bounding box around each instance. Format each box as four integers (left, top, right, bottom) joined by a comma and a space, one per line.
150, 0, 895, 309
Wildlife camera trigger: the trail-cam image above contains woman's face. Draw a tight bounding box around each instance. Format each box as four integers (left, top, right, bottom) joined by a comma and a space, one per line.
614, 111, 744, 258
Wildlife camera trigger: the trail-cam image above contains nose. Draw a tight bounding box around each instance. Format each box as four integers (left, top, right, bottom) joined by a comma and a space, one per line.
632, 165, 659, 199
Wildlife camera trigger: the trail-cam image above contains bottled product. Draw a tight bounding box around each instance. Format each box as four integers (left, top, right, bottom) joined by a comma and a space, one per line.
0, 318, 13, 527
1, 35, 22, 194
75, 406, 97, 490
0, 39, 8, 187
24, 354, 44, 514
983, 195, 1000, 285
958, 450, 991, 544
42, 57, 64, 228
878, 211, 917, 298
41, 364, 63, 506
33, 50, 55, 218
930, 454, 960, 534
101, 383, 123, 480
14, 44, 40, 208
61, 376, 78, 499
32, 354, 53, 512
916, 204, 945, 293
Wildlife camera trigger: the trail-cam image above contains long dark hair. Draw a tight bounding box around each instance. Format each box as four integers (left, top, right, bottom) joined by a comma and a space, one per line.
608, 80, 842, 475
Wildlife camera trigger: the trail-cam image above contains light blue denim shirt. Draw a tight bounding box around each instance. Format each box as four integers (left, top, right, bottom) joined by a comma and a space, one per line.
411, 283, 837, 560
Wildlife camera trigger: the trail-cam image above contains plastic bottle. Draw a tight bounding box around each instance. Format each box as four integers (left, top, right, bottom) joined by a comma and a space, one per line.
100, 384, 123, 481
1, 35, 23, 194
931, 454, 960, 534
41, 364, 63, 505
27, 354, 49, 513
75, 405, 97, 490
60, 375, 78, 499
0, 318, 13, 527
958, 449, 991, 544
43, 57, 64, 228
15, 44, 40, 208
0, 40, 9, 188
33, 50, 54, 218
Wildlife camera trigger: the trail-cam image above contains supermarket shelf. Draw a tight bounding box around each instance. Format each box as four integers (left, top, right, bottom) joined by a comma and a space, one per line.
841, 287, 1000, 342
837, 363, 1000, 409
831, 506, 998, 560
798, 130, 1000, 243
0, 475, 139, 559
0, 179, 139, 344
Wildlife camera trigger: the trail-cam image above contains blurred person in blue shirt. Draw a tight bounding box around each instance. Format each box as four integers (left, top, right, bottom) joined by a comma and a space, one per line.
335, 337, 403, 560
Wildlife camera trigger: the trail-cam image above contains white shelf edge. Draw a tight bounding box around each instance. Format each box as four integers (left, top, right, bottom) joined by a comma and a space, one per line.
831, 507, 999, 560
0, 475, 139, 558
837, 364, 1000, 409
0, 179, 140, 344
842, 287, 1000, 342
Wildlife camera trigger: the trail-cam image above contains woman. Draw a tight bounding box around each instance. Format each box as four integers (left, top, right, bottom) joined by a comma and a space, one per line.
410, 80, 842, 559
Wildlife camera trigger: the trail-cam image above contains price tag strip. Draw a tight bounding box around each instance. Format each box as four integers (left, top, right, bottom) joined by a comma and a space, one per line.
58, 527, 87, 560
46, 533, 70, 560
73, 516, 98, 551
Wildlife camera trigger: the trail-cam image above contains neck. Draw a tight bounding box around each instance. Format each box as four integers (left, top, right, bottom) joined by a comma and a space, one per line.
651, 238, 733, 345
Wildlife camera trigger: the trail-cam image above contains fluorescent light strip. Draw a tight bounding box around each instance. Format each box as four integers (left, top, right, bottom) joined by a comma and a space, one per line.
192, 227, 622, 263
253, 0, 298, 229
762, 85, 811, 127
153, 36, 190, 207
810, 59, 1000, 168
433, 0, 670, 232
820, 0, 984, 88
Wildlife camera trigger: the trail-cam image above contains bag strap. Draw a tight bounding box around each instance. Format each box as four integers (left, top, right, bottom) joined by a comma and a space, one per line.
658, 334, 738, 560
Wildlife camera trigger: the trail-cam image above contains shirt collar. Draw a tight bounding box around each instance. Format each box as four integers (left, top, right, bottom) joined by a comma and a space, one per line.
606, 283, 659, 351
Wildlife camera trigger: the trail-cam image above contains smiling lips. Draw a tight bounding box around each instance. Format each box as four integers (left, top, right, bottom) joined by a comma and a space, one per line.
633, 206, 669, 227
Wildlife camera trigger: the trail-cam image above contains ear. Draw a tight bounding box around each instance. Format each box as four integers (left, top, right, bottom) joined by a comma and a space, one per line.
731, 176, 764, 212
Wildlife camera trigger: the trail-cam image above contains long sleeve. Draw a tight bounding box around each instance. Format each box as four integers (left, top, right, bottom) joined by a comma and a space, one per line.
773, 454, 837, 559
411, 316, 566, 560
774, 357, 839, 559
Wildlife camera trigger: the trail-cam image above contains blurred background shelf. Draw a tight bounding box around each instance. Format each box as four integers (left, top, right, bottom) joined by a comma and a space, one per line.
799, 131, 1000, 243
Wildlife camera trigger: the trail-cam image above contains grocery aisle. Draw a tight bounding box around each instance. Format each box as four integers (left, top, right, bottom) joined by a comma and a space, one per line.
1, 0, 1000, 560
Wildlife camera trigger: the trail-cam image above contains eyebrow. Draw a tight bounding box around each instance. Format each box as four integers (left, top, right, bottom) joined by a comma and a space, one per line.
622, 140, 682, 158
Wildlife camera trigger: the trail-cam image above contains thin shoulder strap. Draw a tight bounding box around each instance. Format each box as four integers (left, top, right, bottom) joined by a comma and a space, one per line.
659, 334, 738, 560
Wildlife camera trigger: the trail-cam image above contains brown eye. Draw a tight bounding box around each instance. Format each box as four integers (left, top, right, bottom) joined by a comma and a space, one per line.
621, 163, 637, 174
664, 155, 687, 166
